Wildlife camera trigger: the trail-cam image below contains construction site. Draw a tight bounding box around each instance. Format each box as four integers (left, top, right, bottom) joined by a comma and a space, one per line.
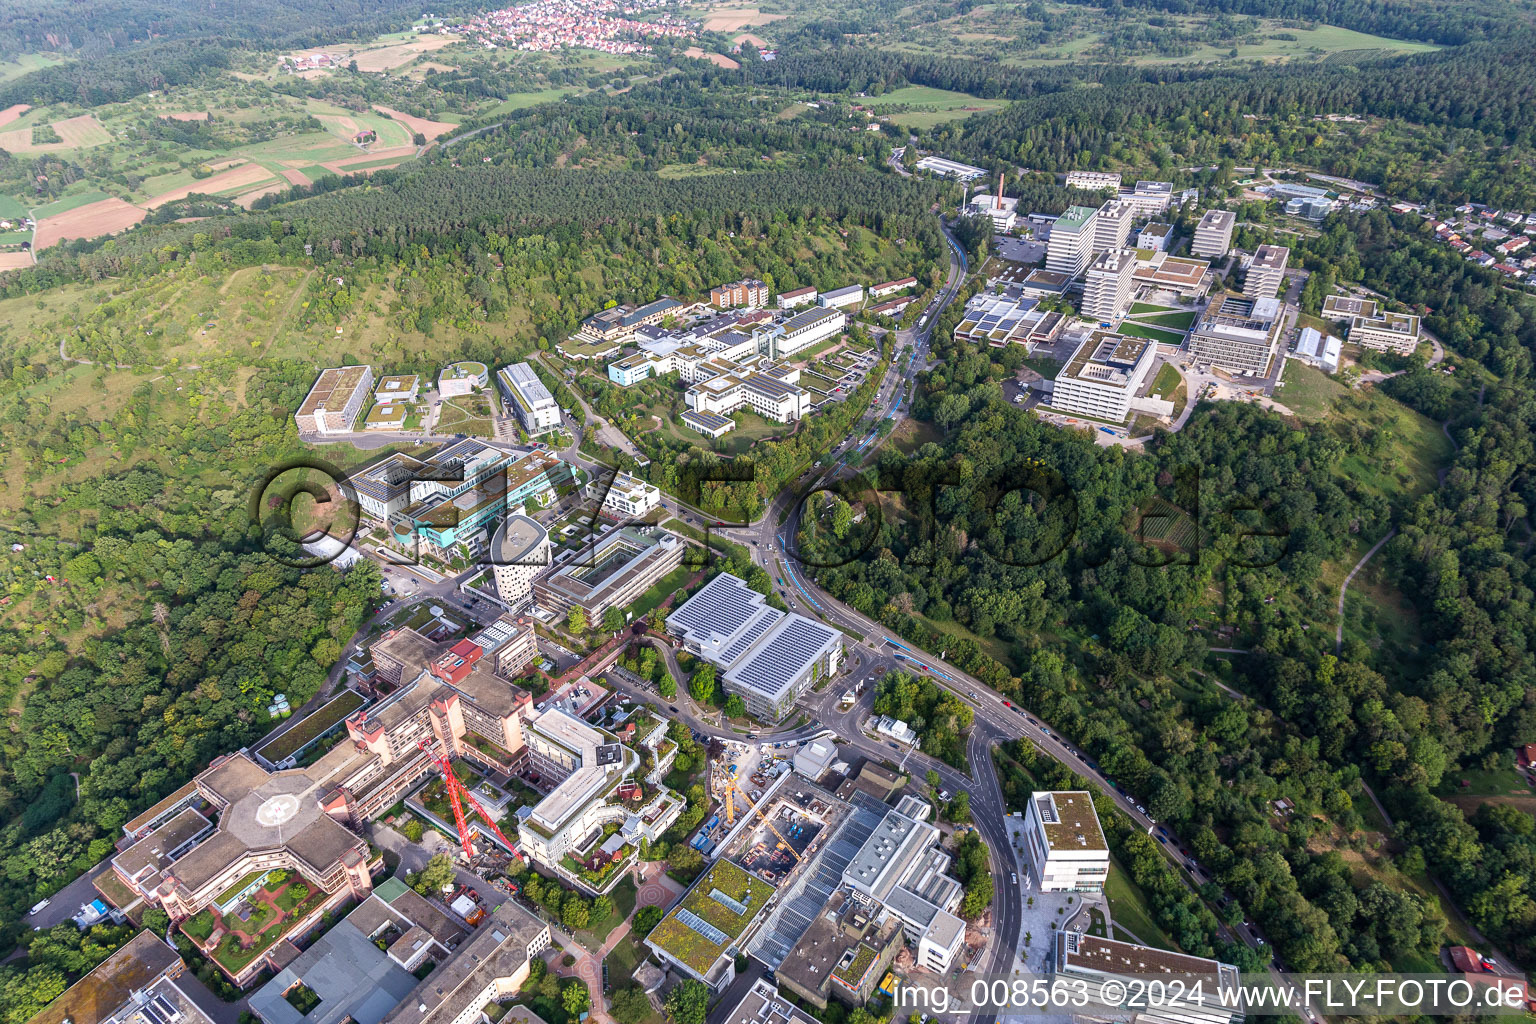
737, 790, 829, 883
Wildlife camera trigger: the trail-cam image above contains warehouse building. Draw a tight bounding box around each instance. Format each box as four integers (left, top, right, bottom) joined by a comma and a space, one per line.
913, 156, 986, 181
667, 573, 844, 722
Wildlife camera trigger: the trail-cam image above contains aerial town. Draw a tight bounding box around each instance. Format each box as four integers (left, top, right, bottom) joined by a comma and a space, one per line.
7, 6, 1536, 1024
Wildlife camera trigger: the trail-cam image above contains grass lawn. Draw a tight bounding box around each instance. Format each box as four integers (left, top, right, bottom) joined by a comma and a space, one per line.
1148, 363, 1184, 419
662, 519, 751, 566
437, 392, 494, 435
1104, 854, 1182, 952
576, 876, 637, 946
625, 564, 696, 620
1129, 310, 1196, 330
1117, 322, 1186, 345
1278, 359, 1344, 419
0, 194, 28, 220
865, 85, 1009, 128
481, 88, 581, 117
1129, 302, 1177, 315
1436, 766, 1533, 799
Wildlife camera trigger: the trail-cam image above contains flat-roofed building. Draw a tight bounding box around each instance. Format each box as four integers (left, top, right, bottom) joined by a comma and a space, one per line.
951, 292, 1065, 349
686, 362, 813, 423
1245, 244, 1289, 299
645, 859, 777, 991
1120, 180, 1174, 216
364, 403, 409, 431
489, 514, 550, 610
533, 526, 684, 622
771, 306, 846, 358
817, 285, 863, 311
1051, 331, 1156, 423
381, 902, 552, 1024
513, 708, 680, 891
1188, 293, 1284, 377
913, 156, 986, 181
777, 892, 904, 1009
719, 979, 820, 1024
1137, 222, 1174, 251
1053, 931, 1242, 1024
1022, 791, 1109, 892
1191, 209, 1236, 257
1131, 251, 1212, 298
578, 298, 685, 342
681, 409, 736, 437
777, 286, 818, 309
1350, 310, 1422, 354
1321, 294, 1378, 320
437, 361, 488, 398
667, 573, 844, 722
396, 444, 570, 563
1093, 199, 1135, 253
1081, 250, 1137, 322
841, 804, 966, 973
30, 932, 213, 1024
1046, 206, 1098, 277
375, 374, 420, 403
296, 366, 374, 434
711, 279, 769, 309
963, 190, 1018, 233
496, 362, 561, 435
1018, 268, 1074, 298
1065, 170, 1121, 192
590, 470, 661, 520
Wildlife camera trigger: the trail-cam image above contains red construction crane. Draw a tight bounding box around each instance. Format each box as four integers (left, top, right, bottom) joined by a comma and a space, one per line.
417, 740, 522, 862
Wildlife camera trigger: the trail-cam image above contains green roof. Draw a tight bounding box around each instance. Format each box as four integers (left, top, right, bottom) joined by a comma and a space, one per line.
375, 876, 411, 903
646, 860, 775, 974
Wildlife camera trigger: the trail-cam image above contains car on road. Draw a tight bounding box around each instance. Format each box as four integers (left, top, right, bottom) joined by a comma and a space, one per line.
1136, 804, 1147, 815
1002, 700, 1012, 707
669, 706, 679, 714
968, 690, 978, 699
1011, 873, 1018, 885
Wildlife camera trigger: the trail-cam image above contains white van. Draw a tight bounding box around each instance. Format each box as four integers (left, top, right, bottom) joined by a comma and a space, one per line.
29, 899, 49, 916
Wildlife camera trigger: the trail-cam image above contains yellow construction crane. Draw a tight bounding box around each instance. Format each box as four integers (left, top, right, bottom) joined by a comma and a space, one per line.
724, 778, 802, 863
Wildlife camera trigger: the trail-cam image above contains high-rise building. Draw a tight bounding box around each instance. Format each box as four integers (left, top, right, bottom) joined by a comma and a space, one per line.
1046, 205, 1099, 277
1191, 209, 1236, 257
1051, 331, 1156, 423
489, 514, 549, 609
1081, 250, 1137, 322
1093, 199, 1135, 253
1244, 244, 1289, 299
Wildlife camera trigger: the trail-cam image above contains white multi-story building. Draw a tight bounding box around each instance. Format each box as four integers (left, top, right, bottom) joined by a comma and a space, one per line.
841, 803, 966, 973
777, 286, 818, 309
1188, 293, 1284, 377
515, 709, 681, 892
1046, 205, 1099, 277
1051, 331, 1156, 423
497, 362, 561, 435
591, 471, 661, 519
1119, 180, 1174, 216
1053, 932, 1242, 1024
1191, 209, 1236, 257
1065, 170, 1122, 191
1136, 222, 1174, 251
769, 306, 846, 358
489, 514, 550, 610
1081, 250, 1137, 322
1093, 199, 1135, 254
1350, 310, 1422, 354
295, 365, 374, 434
1023, 791, 1110, 892
817, 285, 863, 310
382, 904, 552, 1024
686, 366, 811, 423
1244, 244, 1289, 299
963, 191, 1018, 233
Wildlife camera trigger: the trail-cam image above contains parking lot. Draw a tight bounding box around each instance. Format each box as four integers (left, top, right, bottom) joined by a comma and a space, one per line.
994, 236, 1046, 264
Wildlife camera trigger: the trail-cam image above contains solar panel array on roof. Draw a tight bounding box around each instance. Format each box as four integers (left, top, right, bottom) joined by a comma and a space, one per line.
720, 613, 778, 664
669, 574, 762, 641
734, 619, 840, 694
